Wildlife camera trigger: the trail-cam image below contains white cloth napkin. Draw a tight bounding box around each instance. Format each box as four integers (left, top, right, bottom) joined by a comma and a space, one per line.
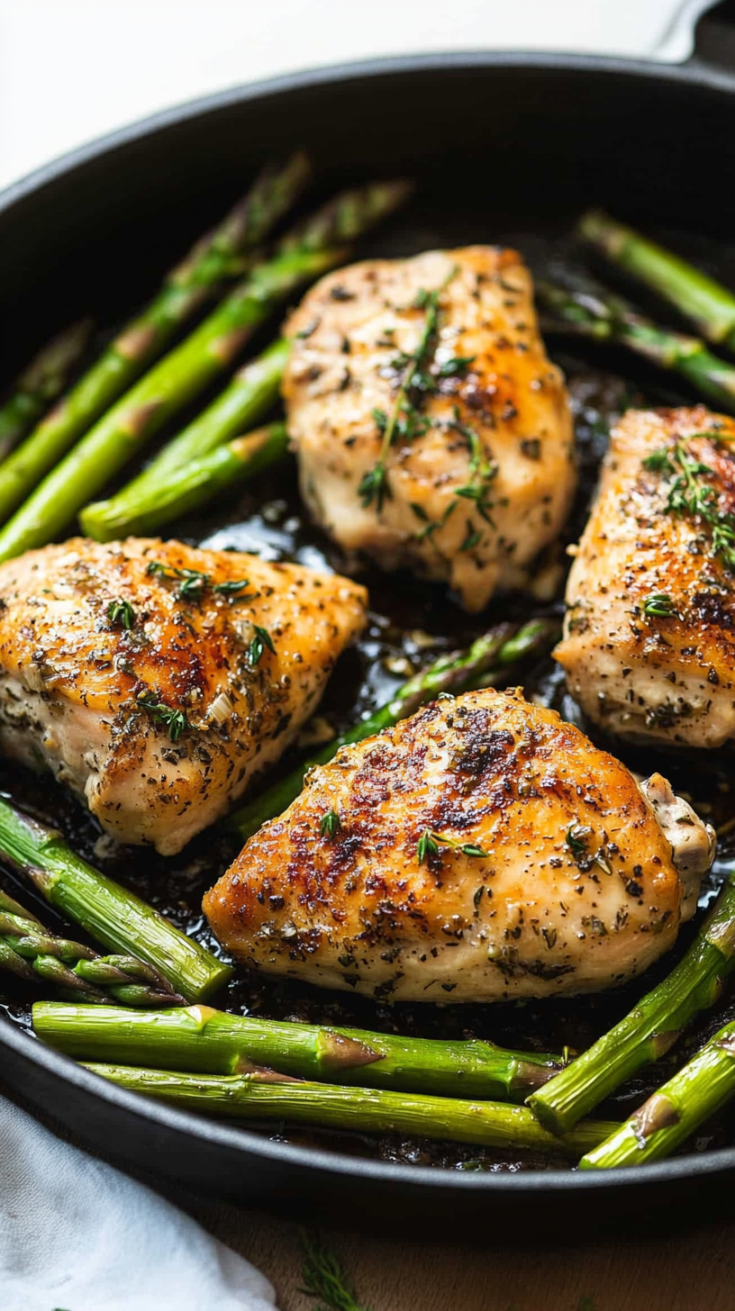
0, 1096, 278, 1311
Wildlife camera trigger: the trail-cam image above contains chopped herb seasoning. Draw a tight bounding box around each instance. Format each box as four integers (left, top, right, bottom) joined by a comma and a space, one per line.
359, 273, 454, 512
213, 578, 251, 597
566, 823, 591, 858
643, 433, 735, 572
106, 599, 135, 630
319, 809, 342, 839
643, 593, 677, 618
417, 828, 490, 865
460, 521, 483, 553
146, 560, 210, 601
248, 624, 276, 665
136, 691, 189, 742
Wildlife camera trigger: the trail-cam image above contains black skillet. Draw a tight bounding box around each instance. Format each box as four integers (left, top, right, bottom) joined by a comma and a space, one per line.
4, 2, 735, 1239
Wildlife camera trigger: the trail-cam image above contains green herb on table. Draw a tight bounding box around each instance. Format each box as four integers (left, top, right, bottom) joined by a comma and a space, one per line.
300, 1232, 369, 1311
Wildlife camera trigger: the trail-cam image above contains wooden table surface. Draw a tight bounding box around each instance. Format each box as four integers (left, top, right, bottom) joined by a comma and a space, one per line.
171, 1187, 735, 1310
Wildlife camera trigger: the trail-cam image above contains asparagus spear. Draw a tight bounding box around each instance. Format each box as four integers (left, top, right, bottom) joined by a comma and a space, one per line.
580, 1017, 735, 1169
528, 871, 735, 1135
80, 339, 289, 540
83, 423, 289, 540
0, 180, 410, 563
579, 210, 735, 349
0, 799, 231, 1003
0, 889, 183, 1006
32, 1002, 563, 1100
0, 319, 93, 459
540, 281, 735, 412
228, 618, 557, 842
86, 1062, 618, 1157
0, 154, 310, 524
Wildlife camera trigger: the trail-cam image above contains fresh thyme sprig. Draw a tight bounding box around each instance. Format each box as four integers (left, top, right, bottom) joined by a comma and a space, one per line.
136, 691, 189, 742
359, 277, 453, 512
411, 407, 498, 550
146, 559, 251, 602
642, 432, 735, 572
146, 559, 210, 600
417, 828, 490, 865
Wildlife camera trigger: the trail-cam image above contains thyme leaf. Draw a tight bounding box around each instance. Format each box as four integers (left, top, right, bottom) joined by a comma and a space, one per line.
136, 692, 189, 742
319, 809, 342, 839
643, 592, 677, 618
417, 827, 490, 865
146, 560, 210, 601
566, 823, 591, 857
248, 624, 276, 665
106, 599, 135, 630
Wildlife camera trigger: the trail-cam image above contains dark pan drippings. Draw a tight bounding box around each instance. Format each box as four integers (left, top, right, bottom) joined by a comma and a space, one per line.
4, 218, 735, 1174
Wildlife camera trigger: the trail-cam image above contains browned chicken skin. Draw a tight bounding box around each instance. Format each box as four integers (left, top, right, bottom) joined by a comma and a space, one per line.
204, 688, 713, 1003
556, 406, 735, 747
284, 247, 576, 612
0, 538, 366, 854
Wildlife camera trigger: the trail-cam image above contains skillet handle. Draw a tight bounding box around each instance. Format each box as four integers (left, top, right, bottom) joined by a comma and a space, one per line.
687, 0, 735, 74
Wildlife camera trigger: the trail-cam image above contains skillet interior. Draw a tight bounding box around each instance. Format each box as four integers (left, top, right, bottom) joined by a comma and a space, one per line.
4, 50, 735, 1231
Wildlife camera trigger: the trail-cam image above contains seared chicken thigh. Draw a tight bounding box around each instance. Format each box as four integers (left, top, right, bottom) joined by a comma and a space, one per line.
204, 688, 713, 1003
556, 406, 735, 747
0, 538, 366, 854
283, 247, 576, 612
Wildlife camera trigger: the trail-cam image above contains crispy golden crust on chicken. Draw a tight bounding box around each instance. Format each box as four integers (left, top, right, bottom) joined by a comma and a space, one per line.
204, 688, 710, 1003
0, 538, 366, 854
283, 247, 576, 612
556, 406, 735, 747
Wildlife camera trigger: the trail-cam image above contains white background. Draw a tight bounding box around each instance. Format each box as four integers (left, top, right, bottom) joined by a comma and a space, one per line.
0, 0, 709, 192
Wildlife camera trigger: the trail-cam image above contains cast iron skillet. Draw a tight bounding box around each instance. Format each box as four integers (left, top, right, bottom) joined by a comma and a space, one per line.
4, 2, 735, 1238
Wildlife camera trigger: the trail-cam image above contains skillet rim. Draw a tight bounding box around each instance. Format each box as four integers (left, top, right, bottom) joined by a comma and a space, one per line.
2, 47, 735, 1196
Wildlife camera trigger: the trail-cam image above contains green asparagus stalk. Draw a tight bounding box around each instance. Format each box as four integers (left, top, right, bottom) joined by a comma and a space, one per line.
0, 319, 93, 459
86, 1062, 618, 1157
0, 154, 310, 523
0, 889, 183, 1006
82, 423, 290, 540
80, 339, 289, 540
32, 1002, 563, 1100
228, 618, 557, 842
540, 280, 735, 412
580, 1017, 735, 1170
528, 870, 735, 1136
579, 210, 735, 349
0, 179, 410, 563
0, 800, 231, 1002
